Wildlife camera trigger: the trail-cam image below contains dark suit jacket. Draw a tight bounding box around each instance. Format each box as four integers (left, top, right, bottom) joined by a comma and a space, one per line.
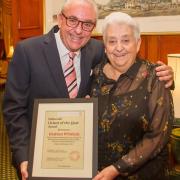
3, 25, 104, 166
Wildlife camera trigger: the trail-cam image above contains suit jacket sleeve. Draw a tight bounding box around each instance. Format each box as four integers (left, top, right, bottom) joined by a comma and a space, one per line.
3, 42, 31, 166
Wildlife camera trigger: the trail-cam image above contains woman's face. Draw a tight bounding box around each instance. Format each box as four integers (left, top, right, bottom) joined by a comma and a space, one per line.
104, 23, 141, 72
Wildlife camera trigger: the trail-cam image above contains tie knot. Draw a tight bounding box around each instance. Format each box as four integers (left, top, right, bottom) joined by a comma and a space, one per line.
68, 52, 76, 60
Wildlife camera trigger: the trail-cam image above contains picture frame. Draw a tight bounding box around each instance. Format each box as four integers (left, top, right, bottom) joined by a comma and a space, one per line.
94, 1, 180, 34
28, 98, 98, 180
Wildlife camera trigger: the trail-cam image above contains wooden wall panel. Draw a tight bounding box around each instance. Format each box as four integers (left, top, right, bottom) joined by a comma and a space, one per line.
138, 35, 147, 59
18, 1, 40, 28
2, 0, 12, 57
12, 0, 43, 46
0, 2, 3, 39
159, 35, 180, 64
146, 35, 160, 63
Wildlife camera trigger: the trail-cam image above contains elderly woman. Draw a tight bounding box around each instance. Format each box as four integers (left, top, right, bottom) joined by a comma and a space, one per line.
91, 12, 174, 180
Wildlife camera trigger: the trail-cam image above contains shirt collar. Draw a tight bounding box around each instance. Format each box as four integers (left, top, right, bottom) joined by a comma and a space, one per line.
55, 30, 80, 58
123, 58, 142, 80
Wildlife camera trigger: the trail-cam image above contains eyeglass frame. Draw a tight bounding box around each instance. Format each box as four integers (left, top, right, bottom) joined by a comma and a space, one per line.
61, 12, 96, 32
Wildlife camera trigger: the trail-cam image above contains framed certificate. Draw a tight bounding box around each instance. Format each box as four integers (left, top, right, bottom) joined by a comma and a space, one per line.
28, 98, 98, 180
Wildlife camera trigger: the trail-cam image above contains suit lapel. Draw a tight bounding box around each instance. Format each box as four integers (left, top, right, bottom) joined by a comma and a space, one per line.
78, 44, 92, 96
42, 27, 69, 97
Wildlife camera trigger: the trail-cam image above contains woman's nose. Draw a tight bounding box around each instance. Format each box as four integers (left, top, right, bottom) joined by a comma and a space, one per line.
116, 42, 123, 51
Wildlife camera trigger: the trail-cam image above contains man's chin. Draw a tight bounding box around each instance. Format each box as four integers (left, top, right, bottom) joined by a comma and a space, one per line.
70, 44, 85, 51
68, 39, 89, 51
70, 47, 81, 51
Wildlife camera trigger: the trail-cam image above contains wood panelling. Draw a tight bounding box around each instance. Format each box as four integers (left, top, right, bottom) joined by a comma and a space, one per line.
138, 35, 147, 59
2, 0, 12, 58
12, 0, 43, 46
159, 35, 180, 64
92, 34, 180, 64
146, 35, 160, 63
0, 4, 3, 39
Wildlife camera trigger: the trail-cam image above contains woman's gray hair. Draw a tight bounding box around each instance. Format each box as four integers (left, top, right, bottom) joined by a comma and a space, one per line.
102, 12, 140, 42
61, 0, 98, 20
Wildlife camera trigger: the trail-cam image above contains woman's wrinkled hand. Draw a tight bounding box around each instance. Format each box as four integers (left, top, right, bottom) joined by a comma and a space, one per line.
92, 165, 119, 180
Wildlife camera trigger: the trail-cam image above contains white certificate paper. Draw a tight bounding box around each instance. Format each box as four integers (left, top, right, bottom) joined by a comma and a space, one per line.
28, 98, 98, 180
42, 111, 85, 169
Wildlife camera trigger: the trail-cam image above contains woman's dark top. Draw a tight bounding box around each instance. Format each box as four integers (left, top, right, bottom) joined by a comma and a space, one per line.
91, 59, 174, 180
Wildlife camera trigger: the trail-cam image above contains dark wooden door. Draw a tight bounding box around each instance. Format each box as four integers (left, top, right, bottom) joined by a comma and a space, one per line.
12, 0, 43, 46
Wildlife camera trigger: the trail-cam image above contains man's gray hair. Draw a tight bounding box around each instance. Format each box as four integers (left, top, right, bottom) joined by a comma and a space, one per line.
102, 12, 140, 41
61, 0, 98, 19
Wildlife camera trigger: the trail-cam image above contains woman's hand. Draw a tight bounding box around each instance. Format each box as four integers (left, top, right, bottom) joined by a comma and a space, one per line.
155, 61, 174, 88
93, 165, 119, 180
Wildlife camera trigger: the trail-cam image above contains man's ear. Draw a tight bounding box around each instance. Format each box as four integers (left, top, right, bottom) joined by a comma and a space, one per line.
57, 13, 63, 28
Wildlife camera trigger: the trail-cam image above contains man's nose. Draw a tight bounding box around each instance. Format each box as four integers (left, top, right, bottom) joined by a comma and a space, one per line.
75, 22, 83, 34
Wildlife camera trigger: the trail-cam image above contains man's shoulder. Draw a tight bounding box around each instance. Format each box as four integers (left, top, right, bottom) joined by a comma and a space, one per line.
16, 26, 56, 48
88, 37, 103, 45
85, 38, 104, 50
17, 34, 46, 47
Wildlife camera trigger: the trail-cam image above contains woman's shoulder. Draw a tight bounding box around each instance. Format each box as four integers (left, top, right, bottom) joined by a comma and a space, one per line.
139, 58, 157, 70
138, 58, 158, 78
137, 59, 160, 92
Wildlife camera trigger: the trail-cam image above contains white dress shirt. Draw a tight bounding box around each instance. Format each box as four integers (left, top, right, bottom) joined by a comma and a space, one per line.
54, 31, 81, 89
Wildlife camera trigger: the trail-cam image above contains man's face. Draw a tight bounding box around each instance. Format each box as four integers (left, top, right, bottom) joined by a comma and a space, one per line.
58, 2, 96, 52
105, 23, 141, 72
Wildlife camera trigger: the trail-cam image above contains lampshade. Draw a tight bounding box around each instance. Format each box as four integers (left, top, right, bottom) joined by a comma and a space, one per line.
168, 54, 180, 119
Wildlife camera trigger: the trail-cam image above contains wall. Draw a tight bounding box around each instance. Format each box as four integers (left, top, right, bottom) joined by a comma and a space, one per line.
140, 34, 180, 64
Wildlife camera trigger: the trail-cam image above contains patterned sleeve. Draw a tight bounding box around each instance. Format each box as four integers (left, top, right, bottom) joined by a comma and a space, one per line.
113, 72, 174, 175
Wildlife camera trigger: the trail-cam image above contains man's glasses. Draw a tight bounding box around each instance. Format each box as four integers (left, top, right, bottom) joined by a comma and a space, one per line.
61, 12, 96, 32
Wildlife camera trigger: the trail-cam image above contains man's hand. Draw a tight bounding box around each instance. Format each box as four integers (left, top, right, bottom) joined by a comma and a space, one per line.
93, 165, 119, 180
155, 61, 174, 88
20, 161, 28, 180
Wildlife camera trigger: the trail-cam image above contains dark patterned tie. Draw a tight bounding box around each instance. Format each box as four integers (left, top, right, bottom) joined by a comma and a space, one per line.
64, 52, 78, 98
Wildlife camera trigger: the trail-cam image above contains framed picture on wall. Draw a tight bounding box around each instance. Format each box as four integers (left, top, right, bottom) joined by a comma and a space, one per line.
94, 0, 180, 34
